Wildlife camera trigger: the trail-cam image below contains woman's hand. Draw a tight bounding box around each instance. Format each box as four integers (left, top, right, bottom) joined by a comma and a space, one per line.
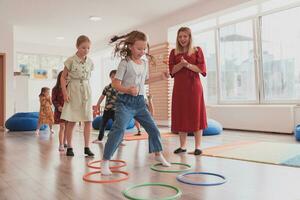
180, 57, 189, 67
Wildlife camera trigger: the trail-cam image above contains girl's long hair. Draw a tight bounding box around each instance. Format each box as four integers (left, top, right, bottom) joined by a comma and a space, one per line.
39, 87, 50, 97
110, 30, 154, 63
175, 27, 195, 56
54, 71, 63, 89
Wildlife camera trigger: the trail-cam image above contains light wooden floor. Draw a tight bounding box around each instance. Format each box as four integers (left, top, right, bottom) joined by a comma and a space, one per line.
1, 126, 300, 200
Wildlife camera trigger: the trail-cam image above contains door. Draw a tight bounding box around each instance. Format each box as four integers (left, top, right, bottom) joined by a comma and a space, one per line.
0, 54, 5, 128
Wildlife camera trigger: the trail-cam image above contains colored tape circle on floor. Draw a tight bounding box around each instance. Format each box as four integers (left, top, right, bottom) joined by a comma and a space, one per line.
150, 162, 192, 173
83, 170, 129, 184
87, 159, 126, 170
176, 171, 226, 186
122, 182, 182, 200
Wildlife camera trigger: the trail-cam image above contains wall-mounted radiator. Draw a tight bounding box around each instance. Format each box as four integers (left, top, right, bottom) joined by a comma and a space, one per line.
207, 105, 296, 134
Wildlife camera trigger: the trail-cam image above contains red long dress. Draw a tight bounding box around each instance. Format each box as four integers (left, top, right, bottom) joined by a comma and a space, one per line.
169, 47, 207, 132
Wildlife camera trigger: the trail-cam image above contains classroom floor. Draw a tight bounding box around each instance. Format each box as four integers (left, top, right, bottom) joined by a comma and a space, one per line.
1, 126, 300, 200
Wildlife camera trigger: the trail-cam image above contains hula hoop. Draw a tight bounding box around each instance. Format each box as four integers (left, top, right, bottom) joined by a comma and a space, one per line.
87, 159, 126, 170
83, 170, 129, 184
122, 182, 182, 200
176, 172, 226, 186
150, 162, 191, 173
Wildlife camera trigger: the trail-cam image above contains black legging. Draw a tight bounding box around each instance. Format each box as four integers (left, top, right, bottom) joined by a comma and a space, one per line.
98, 109, 115, 140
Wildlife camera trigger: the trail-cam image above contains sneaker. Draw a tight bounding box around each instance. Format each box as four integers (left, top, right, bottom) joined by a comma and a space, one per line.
120, 142, 126, 146
92, 139, 102, 144
134, 131, 142, 136
173, 148, 187, 154
84, 147, 94, 157
66, 148, 74, 156
58, 145, 65, 152
64, 143, 68, 148
194, 149, 202, 155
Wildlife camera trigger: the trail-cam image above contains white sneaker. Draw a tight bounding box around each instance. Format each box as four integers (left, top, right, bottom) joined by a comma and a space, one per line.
92, 139, 102, 144
120, 142, 126, 146
58, 145, 64, 152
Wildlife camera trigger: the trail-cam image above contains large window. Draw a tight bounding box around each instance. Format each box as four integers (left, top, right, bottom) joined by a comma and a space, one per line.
168, 0, 300, 104
17, 53, 66, 79
194, 31, 217, 104
261, 6, 300, 102
219, 20, 256, 102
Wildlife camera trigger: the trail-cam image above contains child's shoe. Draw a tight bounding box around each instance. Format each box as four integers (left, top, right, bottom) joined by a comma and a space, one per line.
66, 148, 74, 156
92, 139, 102, 144
134, 130, 142, 136
84, 147, 94, 157
58, 145, 65, 152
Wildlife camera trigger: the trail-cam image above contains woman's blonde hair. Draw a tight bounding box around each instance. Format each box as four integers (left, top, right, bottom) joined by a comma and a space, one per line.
175, 27, 195, 56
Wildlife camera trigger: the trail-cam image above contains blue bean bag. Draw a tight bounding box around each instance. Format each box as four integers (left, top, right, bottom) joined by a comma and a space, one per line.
12, 112, 39, 119
187, 119, 223, 136
5, 112, 47, 131
92, 116, 135, 130
203, 119, 223, 136
294, 124, 300, 141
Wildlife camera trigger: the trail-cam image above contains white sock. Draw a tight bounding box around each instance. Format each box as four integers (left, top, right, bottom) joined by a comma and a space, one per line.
101, 160, 112, 175
155, 153, 171, 167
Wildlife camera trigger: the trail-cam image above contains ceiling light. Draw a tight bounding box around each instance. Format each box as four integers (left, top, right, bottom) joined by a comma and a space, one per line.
56, 36, 64, 40
89, 16, 102, 21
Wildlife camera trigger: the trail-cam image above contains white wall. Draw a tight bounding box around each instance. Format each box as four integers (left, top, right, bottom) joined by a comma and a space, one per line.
14, 77, 56, 113
294, 106, 300, 127
90, 48, 120, 106
14, 75, 29, 112
15, 41, 74, 56
13, 41, 73, 113
0, 22, 14, 119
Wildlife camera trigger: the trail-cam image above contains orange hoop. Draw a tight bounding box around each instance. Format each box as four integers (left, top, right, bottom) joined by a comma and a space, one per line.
83, 170, 129, 183
87, 159, 127, 170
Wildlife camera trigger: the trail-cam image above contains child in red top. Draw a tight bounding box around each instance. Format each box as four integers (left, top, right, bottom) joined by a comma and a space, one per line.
52, 71, 67, 151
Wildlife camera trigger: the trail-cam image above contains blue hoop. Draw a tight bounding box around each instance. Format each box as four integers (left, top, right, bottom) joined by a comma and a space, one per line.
176, 172, 226, 186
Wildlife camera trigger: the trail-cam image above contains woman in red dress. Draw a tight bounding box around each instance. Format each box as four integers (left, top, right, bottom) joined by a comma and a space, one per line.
169, 27, 207, 155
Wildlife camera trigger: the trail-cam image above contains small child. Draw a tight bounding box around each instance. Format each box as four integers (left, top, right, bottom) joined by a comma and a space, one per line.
52, 71, 67, 151
35, 87, 54, 135
101, 30, 171, 175
93, 70, 118, 143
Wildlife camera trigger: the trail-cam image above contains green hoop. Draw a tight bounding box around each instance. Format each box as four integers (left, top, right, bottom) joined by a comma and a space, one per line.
150, 162, 192, 173
122, 182, 182, 200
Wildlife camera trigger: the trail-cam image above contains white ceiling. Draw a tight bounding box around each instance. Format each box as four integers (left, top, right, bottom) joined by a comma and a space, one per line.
0, 0, 200, 48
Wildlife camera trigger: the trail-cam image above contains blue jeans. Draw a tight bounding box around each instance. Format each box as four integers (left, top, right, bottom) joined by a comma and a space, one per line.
103, 94, 163, 160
